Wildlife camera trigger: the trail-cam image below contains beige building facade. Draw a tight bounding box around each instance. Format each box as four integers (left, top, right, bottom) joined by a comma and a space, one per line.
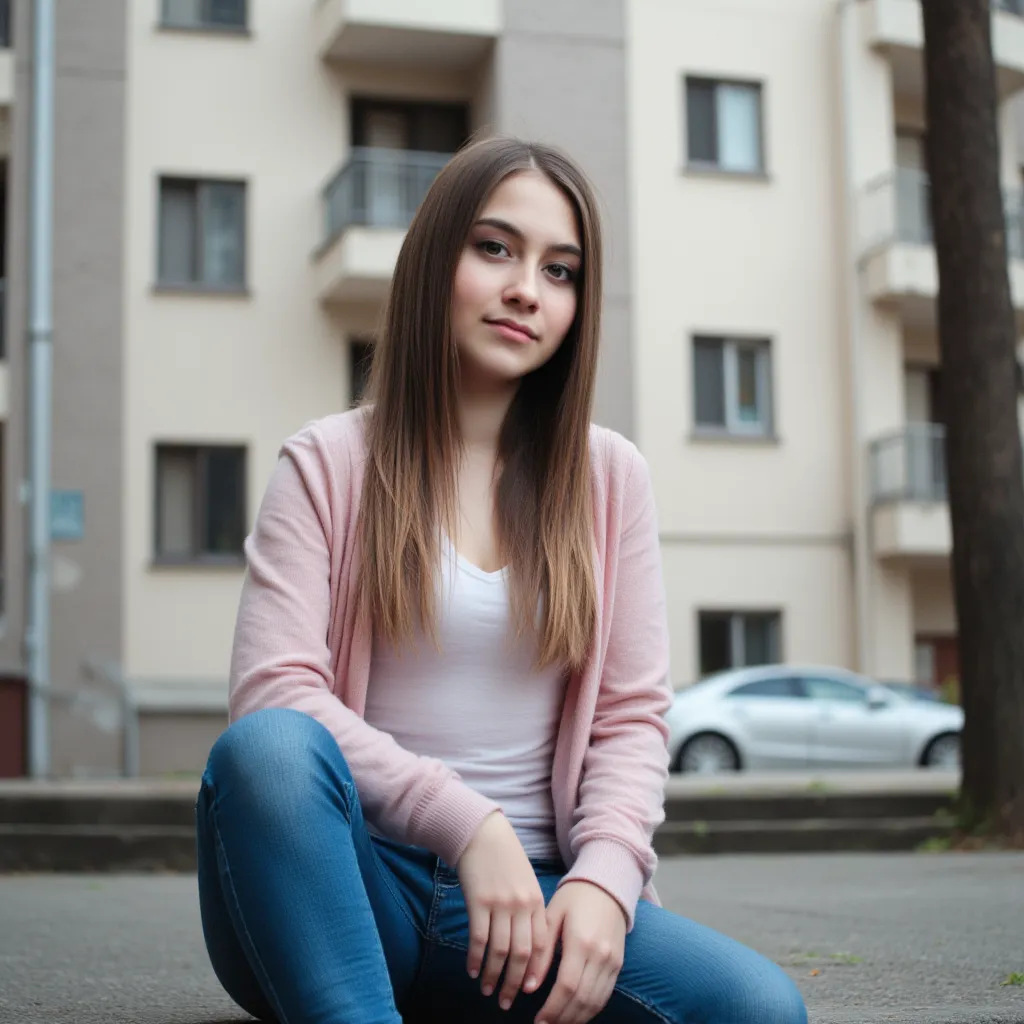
0, 0, 1021, 775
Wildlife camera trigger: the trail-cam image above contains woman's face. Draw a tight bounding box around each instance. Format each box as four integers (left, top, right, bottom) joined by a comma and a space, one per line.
451, 170, 582, 396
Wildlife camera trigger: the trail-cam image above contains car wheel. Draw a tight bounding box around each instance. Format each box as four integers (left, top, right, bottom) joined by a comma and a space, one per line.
678, 733, 740, 774
922, 732, 960, 769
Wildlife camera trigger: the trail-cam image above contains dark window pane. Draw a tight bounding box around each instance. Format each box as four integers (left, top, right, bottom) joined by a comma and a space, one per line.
694, 337, 726, 427
205, 0, 246, 27
202, 449, 246, 555
743, 614, 779, 665
699, 612, 732, 675
158, 181, 197, 284
729, 678, 800, 699
687, 79, 716, 164
350, 340, 373, 406
412, 104, 469, 153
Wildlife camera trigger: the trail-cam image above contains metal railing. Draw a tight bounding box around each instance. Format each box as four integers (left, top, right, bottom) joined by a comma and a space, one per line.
860, 167, 1024, 259
870, 423, 948, 504
322, 147, 452, 247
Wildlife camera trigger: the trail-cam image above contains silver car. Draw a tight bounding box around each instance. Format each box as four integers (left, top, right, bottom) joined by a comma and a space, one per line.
664, 664, 963, 773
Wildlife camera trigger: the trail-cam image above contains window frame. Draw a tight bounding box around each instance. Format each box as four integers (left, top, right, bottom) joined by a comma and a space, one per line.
156, 176, 249, 293
692, 334, 774, 438
684, 75, 766, 176
160, 0, 250, 33
153, 443, 248, 566
697, 610, 783, 677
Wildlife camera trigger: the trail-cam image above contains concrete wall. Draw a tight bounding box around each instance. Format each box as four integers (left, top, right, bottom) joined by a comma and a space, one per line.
626, 0, 852, 678
494, 0, 634, 440
3, 0, 128, 775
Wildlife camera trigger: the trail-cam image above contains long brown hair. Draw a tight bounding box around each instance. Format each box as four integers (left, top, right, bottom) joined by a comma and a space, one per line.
358, 136, 601, 671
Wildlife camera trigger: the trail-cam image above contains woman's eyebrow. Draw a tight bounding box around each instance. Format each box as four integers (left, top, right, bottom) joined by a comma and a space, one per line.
474, 216, 583, 260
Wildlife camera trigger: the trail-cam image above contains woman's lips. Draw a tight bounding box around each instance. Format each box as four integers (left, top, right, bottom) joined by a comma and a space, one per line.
485, 319, 536, 344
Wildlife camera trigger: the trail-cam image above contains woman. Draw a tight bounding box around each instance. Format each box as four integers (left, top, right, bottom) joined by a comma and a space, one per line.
196, 136, 807, 1024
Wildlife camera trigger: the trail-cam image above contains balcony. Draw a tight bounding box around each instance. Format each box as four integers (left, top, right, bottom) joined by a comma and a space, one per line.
859, 168, 1024, 323
869, 424, 951, 560
862, 0, 1024, 99
315, 0, 501, 69
315, 148, 451, 304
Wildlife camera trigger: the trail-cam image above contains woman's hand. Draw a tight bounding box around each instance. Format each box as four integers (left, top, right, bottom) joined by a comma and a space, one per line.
457, 812, 553, 1010
535, 880, 627, 1024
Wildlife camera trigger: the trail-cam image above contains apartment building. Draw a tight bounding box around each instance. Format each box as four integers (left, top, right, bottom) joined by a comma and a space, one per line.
0, 0, 1021, 776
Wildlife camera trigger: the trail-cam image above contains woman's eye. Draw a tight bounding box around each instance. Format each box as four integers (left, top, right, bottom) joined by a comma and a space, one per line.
478, 239, 509, 257
547, 263, 577, 283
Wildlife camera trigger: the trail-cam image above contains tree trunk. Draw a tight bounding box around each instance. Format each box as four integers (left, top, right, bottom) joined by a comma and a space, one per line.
922, 0, 1024, 841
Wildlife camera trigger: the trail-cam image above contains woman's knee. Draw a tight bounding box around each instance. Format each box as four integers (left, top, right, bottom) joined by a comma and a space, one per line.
205, 708, 349, 802
718, 956, 807, 1024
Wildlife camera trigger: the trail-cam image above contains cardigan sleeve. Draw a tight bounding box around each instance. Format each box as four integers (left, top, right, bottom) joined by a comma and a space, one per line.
558, 444, 672, 929
228, 423, 500, 866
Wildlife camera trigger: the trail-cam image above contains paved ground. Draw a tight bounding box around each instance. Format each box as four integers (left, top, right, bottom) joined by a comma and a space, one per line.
1, 852, 1022, 1024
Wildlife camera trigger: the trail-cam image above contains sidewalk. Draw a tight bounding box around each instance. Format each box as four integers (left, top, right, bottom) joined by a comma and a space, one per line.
1, 851, 1021, 1023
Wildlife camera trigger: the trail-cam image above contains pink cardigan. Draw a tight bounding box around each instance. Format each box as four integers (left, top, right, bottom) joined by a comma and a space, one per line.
229, 407, 672, 929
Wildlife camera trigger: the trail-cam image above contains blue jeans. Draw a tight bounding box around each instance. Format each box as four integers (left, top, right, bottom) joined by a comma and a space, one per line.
196, 709, 807, 1024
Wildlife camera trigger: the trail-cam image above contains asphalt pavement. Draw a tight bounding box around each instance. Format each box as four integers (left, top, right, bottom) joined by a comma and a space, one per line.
1, 851, 1022, 1024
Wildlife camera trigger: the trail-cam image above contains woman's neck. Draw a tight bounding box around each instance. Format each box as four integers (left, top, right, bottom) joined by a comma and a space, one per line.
457, 385, 516, 453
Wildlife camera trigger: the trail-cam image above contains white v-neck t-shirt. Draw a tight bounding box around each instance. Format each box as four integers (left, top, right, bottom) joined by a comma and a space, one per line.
363, 538, 568, 860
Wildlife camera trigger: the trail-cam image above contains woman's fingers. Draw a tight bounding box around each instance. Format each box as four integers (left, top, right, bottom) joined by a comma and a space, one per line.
497, 910, 535, 1009
479, 910, 512, 997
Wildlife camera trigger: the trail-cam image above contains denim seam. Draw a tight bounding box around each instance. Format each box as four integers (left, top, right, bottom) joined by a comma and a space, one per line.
355, 810, 429, 943
207, 784, 294, 1024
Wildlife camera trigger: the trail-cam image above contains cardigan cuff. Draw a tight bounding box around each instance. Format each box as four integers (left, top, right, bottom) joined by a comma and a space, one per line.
557, 838, 647, 932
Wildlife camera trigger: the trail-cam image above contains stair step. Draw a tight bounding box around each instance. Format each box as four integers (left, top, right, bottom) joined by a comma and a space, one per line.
654, 816, 953, 856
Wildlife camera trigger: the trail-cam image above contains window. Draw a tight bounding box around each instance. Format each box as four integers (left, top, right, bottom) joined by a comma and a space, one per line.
801, 676, 867, 704
699, 612, 781, 676
693, 336, 773, 436
155, 445, 246, 562
728, 677, 802, 699
686, 77, 764, 174
158, 178, 246, 289
162, 0, 247, 30
351, 99, 470, 154
349, 339, 373, 407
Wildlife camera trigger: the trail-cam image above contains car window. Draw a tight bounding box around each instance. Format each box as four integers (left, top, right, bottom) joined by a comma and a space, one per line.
728, 678, 802, 699
802, 676, 867, 704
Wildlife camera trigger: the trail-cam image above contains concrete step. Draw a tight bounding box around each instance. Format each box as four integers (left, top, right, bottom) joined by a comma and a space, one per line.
0, 779, 958, 871
0, 824, 198, 872
654, 815, 954, 856
663, 790, 952, 822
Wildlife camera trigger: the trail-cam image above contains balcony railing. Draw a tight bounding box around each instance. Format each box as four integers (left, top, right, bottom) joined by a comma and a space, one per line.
322, 148, 452, 248
861, 167, 1024, 258
870, 424, 947, 504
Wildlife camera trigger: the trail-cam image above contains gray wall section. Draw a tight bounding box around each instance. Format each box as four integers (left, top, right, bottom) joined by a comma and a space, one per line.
494, 0, 634, 439
3, 0, 127, 774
